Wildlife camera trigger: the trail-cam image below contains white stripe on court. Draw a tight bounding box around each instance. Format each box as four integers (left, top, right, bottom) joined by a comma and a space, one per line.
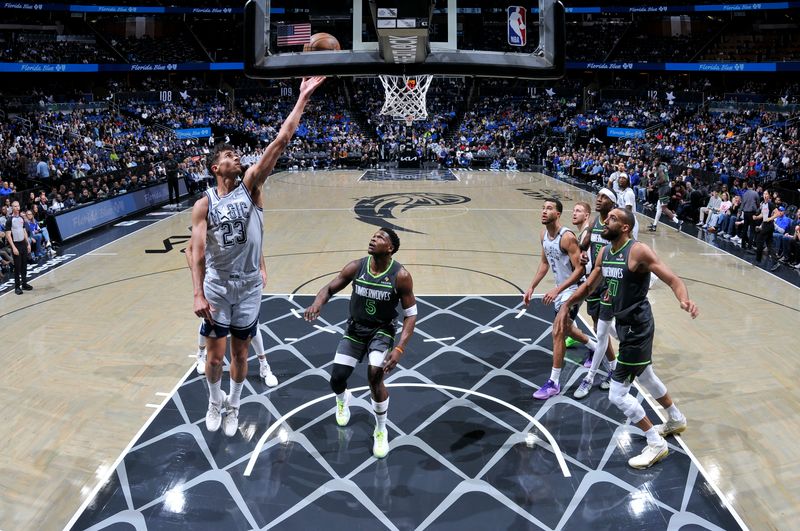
313, 325, 337, 334
243, 383, 571, 479
480, 325, 503, 334
423, 336, 455, 342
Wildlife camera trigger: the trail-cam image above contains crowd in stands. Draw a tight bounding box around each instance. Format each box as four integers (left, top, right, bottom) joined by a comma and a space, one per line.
1, 74, 798, 279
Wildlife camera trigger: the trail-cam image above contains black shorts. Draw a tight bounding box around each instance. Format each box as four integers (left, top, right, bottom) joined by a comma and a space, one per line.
554, 301, 580, 321
586, 299, 614, 322
611, 319, 654, 384
334, 320, 396, 367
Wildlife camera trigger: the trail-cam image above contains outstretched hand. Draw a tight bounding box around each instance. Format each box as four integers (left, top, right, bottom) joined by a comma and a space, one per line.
300, 76, 326, 98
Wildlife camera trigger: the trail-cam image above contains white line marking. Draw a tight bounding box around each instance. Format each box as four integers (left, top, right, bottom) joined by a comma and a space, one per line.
519, 338, 531, 342
287, 294, 294, 302
145, 403, 161, 409
423, 336, 456, 342
63, 364, 196, 531
244, 383, 570, 478
0, 199, 183, 301
515, 308, 526, 319
635, 381, 751, 531
188, 354, 197, 358
290, 309, 302, 318
480, 325, 503, 334
284, 338, 298, 342
155, 392, 170, 397
147, 212, 173, 216
313, 325, 336, 334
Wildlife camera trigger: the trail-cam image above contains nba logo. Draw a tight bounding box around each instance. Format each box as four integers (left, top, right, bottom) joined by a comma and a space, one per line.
508, 6, 526, 47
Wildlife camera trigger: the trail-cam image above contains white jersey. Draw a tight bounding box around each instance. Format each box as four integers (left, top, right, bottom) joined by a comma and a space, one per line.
204, 184, 263, 274
543, 226, 581, 287
617, 187, 639, 239
542, 226, 581, 308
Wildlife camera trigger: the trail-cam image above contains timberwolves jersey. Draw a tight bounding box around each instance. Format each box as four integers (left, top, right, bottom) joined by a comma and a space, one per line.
600, 239, 652, 325
350, 256, 402, 326
588, 215, 610, 273
204, 184, 263, 273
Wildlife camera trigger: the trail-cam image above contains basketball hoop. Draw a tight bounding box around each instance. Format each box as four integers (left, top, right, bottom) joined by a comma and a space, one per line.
379, 74, 433, 123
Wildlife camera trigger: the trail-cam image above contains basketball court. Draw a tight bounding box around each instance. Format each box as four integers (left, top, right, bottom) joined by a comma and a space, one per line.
2, 169, 797, 530
1, 1, 799, 529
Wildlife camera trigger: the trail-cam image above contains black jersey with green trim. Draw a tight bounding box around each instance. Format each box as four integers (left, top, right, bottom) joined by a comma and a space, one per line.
600, 239, 653, 325
350, 256, 402, 326
587, 215, 610, 300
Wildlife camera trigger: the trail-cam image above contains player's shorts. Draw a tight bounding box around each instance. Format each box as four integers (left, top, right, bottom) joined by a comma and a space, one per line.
553, 299, 580, 321
201, 269, 262, 340
586, 282, 613, 321
334, 320, 396, 368
552, 287, 580, 320
611, 318, 654, 384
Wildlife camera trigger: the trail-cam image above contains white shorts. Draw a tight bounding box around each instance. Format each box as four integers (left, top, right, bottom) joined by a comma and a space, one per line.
202, 269, 262, 339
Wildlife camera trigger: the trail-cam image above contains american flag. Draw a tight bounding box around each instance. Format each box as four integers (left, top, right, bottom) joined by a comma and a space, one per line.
276, 23, 311, 46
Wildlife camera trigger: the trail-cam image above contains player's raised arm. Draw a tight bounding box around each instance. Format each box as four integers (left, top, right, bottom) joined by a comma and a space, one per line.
243, 76, 326, 202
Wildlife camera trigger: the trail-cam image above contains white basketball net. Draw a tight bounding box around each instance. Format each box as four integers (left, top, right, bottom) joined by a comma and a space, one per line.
378, 74, 433, 124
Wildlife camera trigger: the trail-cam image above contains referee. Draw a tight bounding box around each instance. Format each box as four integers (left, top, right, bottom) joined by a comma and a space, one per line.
5, 201, 33, 295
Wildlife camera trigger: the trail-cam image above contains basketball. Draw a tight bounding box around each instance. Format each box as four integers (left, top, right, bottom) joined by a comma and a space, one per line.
303, 32, 341, 52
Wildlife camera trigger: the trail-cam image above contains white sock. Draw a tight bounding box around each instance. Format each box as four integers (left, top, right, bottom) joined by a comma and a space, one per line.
585, 337, 597, 352
549, 367, 562, 384
608, 359, 617, 370
592, 320, 613, 373
667, 404, 684, 422
208, 378, 223, 405
336, 391, 348, 403
198, 332, 206, 352
372, 397, 389, 433
653, 202, 663, 225
644, 426, 662, 446
229, 380, 244, 408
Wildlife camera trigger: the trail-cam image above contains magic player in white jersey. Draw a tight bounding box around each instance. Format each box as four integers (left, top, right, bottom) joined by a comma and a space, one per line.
190, 75, 325, 437
523, 198, 597, 400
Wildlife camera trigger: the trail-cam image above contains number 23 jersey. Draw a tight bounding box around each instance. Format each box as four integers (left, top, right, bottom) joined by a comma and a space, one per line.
205, 184, 263, 274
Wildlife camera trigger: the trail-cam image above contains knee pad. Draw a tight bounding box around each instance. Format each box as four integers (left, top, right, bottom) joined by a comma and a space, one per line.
368, 350, 387, 368
330, 363, 354, 394
608, 380, 646, 423
637, 366, 667, 399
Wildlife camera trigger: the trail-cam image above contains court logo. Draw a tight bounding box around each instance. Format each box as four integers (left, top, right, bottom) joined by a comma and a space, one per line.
353, 192, 471, 234
517, 188, 565, 201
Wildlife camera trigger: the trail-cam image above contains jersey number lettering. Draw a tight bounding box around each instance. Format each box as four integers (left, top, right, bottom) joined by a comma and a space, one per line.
221, 220, 247, 246
365, 299, 377, 315
606, 278, 619, 297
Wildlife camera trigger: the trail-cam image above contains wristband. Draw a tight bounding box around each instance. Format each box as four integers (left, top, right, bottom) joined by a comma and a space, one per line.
395, 346, 404, 354
403, 304, 418, 317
